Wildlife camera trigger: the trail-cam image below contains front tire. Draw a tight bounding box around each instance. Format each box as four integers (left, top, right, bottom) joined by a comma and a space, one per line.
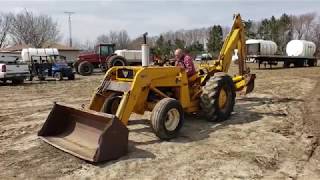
200, 73, 236, 122
73, 62, 79, 74
54, 72, 63, 81
150, 98, 184, 140
101, 94, 122, 115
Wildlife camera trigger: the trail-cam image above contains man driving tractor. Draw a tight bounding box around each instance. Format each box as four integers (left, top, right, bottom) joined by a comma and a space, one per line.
174, 48, 196, 77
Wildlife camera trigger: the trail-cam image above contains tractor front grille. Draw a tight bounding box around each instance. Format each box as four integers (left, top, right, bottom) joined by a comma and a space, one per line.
117, 68, 134, 79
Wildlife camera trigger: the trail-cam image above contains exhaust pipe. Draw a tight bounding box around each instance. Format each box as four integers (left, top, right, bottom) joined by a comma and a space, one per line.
142, 32, 149, 67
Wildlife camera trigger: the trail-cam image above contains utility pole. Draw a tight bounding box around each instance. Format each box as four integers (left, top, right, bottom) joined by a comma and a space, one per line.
64, 11, 75, 47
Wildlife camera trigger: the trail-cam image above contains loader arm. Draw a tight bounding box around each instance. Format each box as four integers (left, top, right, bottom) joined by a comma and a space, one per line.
218, 14, 247, 74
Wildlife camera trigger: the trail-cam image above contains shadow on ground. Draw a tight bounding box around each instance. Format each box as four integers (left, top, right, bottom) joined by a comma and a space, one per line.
129, 96, 304, 146
28, 96, 305, 169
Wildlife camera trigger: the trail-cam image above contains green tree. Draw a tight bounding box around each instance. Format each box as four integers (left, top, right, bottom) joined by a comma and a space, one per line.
186, 41, 204, 56
277, 13, 293, 52
207, 25, 223, 57
257, 18, 271, 39
153, 35, 172, 59
174, 38, 185, 49
244, 20, 257, 39
257, 14, 293, 53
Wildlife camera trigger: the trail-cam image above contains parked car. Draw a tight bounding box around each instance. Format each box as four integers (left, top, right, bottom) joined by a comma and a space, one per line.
0, 57, 30, 84
29, 55, 75, 81
195, 55, 202, 61
195, 53, 212, 61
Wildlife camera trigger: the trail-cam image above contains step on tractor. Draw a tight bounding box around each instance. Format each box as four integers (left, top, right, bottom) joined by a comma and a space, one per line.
38, 14, 256, 162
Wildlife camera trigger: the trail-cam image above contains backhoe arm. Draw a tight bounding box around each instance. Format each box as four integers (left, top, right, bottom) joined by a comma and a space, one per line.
218, 14, 246, 75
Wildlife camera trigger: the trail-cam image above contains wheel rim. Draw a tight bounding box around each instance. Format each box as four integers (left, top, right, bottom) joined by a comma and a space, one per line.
114, 60, 124, 66
218, 88, 227, 109
83, 66, 89, 72
165, 108, 180, 131
55, 73, 61, 79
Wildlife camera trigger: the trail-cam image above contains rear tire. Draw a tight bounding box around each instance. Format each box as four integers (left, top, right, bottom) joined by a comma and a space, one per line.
78, 61, 93, 76
283, 61, 290, 68
38, 76, 46, 81
294, 61, 304, 67
150, 98, 184, 140
28, 75, 34, 81
12, 78, 24, 84
200, 73, 236, 122
107, 56, 128, 69
307, 59, 316, 67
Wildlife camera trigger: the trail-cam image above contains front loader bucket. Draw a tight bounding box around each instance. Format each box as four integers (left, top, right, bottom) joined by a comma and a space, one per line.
38, 103, 128, 163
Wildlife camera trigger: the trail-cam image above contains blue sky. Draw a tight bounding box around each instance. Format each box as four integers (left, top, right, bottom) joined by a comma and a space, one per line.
0, 0, 319, 44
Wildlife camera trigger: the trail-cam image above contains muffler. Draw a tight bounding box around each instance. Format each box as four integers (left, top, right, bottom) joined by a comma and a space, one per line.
38, 103, 128, 162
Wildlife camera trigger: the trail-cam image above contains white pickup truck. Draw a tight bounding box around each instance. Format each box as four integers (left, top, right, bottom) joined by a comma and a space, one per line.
0, 56, 30, 84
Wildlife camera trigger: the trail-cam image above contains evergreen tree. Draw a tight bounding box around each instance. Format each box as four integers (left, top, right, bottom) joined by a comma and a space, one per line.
207, 25, 223, 57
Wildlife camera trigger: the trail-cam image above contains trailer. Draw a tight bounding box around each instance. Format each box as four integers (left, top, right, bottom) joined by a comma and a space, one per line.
246, 39, 318, 68
247, 55, 317, 69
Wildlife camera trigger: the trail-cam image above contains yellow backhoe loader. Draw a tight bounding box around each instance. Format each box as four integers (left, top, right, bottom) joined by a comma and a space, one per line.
38, 14, 255, 163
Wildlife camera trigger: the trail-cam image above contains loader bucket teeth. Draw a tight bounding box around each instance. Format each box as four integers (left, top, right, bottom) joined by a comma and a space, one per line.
38, 103, 128, 163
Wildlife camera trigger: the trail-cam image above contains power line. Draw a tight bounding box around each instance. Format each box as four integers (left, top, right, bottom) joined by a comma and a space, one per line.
64, 11, 75, 47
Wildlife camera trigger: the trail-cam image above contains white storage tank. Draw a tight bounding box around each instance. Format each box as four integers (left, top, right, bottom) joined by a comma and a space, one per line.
21, 48, 59, 62
286, 40, 316, 57
246, 39, 278, 56
232, 49, 239, 64
115, 49, 142, 62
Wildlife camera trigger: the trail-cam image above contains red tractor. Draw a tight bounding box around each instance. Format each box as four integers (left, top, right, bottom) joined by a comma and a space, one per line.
74, 44, 134, 76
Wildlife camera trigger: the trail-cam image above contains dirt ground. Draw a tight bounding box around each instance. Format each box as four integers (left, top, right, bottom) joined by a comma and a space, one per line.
0, 62, 320, 179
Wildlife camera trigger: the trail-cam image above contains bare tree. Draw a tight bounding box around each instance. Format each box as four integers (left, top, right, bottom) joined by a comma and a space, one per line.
9, 10, 60, 47
108, 31, 118, 44
159, 27, 209, 48
117, 30, 130, 49
310, 19, 320, 56
291, 12, 316, 40
96, 34, 109, 44
222, 26, 231, 39
128, 35, 157, 50
0, 13, 12, 48
96, 30, 130, 49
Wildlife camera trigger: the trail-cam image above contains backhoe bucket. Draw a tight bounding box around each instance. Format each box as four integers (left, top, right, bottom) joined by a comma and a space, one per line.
38, 103, 128, 163
244, 74, 256, 94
